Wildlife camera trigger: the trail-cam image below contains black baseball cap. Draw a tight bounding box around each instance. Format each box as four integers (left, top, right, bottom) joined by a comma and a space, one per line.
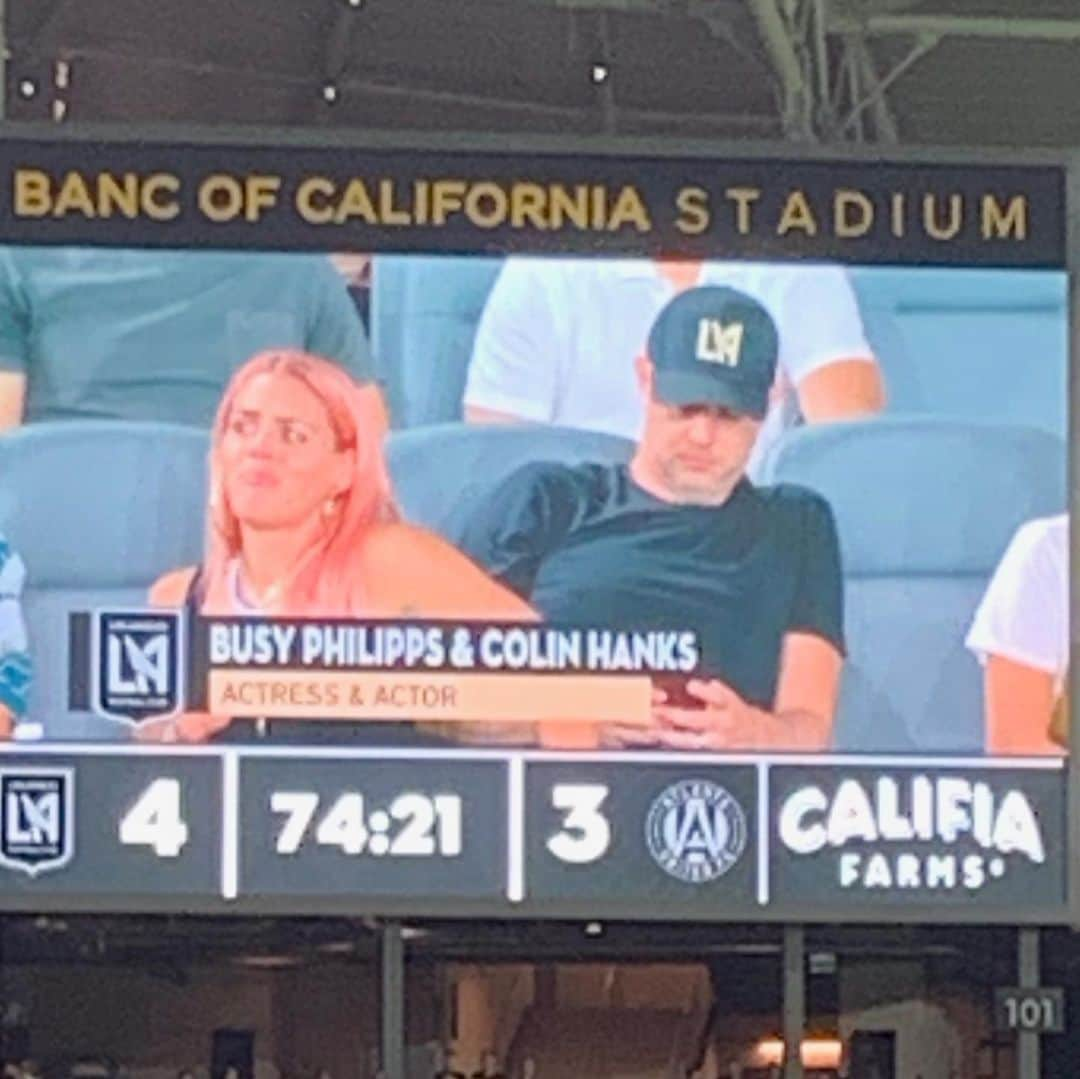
646, 285, 779, 419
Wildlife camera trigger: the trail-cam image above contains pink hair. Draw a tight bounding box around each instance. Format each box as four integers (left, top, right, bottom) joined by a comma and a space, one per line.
201, 349, 396, 615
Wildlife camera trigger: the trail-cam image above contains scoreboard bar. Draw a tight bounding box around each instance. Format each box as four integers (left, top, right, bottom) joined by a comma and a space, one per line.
0, 745, 1065, 923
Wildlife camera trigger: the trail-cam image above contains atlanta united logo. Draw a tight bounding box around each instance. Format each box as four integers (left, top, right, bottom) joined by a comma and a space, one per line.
645, 779, 747, 884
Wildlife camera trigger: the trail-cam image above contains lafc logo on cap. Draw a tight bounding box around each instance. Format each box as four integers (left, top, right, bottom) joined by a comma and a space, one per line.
696, 319, 743, 368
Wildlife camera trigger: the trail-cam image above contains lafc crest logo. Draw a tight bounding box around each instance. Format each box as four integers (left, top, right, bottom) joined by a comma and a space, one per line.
695, 319, 744, 368
645, 778, 747, 884
0, 768, 74, 877
92, 610, 183, 722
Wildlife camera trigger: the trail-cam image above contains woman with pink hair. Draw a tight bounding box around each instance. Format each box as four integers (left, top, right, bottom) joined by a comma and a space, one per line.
141, 348, 536, 743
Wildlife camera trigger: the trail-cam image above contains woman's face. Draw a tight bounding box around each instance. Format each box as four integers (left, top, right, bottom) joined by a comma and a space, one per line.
221, 370, 352, 530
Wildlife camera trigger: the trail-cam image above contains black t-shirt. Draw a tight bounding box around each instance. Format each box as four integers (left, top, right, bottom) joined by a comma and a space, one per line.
459, 462, 844, 710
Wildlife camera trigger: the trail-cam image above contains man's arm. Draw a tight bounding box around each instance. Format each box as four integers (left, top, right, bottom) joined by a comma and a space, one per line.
0, 543, 31, 736
768, 631, 843, 746
455, 461, 580, 597
0, 251, 30, 430
464, 404, 524, 425
966, 518, 1066, 754
984, 654, 1061, 755
796, 357, 885, 422
781, 266, 885, 424
0, 372, 26, 431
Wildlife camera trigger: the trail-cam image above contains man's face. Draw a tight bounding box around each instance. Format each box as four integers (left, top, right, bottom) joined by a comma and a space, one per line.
636, 358, 761, 504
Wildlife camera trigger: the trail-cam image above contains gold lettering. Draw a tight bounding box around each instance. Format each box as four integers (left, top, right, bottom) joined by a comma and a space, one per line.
295, 177, 336, 224
982, 194, 1027, 240
607, 186, 651, 232
142, 173, 181, 221
377, 179, 411, 226
550, 186, 589, 229
414, 179, 430, 226
97, 173, 139, 219
54, 172, 96, 218
245, 174, 280, 222
834, 189, 874, 238
777, 190, 818, 236
13, 169, 51, 218
510, 183, 549, 229
675, 186, 710, 235
465, 182, 508, 228
334, 180, 377, 224
592, 185, 607, 229
198, 174, 244, 222
890, 192, 905, 237
923, 193, 962, 241
724, 187, 761, 235
431, 181, 466, 225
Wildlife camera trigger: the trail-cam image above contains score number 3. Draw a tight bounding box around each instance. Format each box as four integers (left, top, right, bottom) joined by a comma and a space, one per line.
546, 784, 611, 864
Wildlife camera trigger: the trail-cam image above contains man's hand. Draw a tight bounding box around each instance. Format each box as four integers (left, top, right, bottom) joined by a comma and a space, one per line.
599, 721, 662, 748
134, 712, 232, 744
599, 686, 672, 748
0, 703, 13, 740
652, 679, 759, 750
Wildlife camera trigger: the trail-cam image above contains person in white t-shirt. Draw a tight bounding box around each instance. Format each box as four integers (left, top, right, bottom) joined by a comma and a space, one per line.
463, 256, 885, 475
966, 513, 1068, 755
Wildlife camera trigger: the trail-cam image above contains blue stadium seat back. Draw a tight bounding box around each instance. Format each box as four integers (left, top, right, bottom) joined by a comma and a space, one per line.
831, 661, 916, 753
0, 421, 210, 739
370, 255, 504, 428
851, 267, 1067, 437
387, 423, 635, 541
765, 417, 1065, 753
368, 254, 409, 418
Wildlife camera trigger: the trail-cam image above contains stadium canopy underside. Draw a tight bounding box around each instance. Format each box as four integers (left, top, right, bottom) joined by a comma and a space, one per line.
3, 0, 1080, 148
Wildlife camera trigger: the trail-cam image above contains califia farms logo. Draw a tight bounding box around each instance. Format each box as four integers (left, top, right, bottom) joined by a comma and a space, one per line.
778, 774, 1045, 891
645, 779, 747, 884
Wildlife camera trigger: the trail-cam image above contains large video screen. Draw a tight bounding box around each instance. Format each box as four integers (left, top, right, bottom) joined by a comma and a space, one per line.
5, 250, 1066, 758
0, 138, 1067, 919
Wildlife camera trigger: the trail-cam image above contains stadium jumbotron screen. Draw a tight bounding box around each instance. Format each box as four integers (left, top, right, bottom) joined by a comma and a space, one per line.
0, 135, 1067, 921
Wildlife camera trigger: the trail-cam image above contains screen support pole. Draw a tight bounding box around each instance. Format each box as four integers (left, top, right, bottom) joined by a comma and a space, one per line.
783, 924, 805, 1079
380, 920, 406, 1079
1017, 927, 1041, 1079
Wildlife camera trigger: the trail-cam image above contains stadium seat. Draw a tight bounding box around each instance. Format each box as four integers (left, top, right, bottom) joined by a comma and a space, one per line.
0, 421, 209, 739
370, 254, 503, 428
386, 422, 634, 539
851, 267, 1067, 437
765, 417, 1066, 753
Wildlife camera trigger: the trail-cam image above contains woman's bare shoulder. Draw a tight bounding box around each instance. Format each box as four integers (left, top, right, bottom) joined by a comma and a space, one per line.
359, 522, 460, 567
149, 566, 198, 607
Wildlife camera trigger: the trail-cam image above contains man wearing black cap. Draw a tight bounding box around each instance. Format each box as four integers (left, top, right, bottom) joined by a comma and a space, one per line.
458, 286, 845, 751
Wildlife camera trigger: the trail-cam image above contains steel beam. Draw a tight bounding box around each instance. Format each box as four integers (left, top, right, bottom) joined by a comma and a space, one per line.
747, 0, 814, 140
1017, 929, 1041, 1079
783, 925, 805, 1079
830, 13, 1080, 42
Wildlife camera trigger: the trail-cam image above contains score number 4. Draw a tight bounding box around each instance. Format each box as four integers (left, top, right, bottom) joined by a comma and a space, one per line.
118, 778, 189, 857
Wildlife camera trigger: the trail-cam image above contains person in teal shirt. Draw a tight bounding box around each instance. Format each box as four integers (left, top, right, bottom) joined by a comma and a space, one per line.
0, 247, 373, 428
0, 536, 31, 737
459, 286, 845, 752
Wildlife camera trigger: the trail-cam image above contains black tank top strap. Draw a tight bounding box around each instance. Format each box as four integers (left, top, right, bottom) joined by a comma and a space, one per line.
182, 565, 205, 617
